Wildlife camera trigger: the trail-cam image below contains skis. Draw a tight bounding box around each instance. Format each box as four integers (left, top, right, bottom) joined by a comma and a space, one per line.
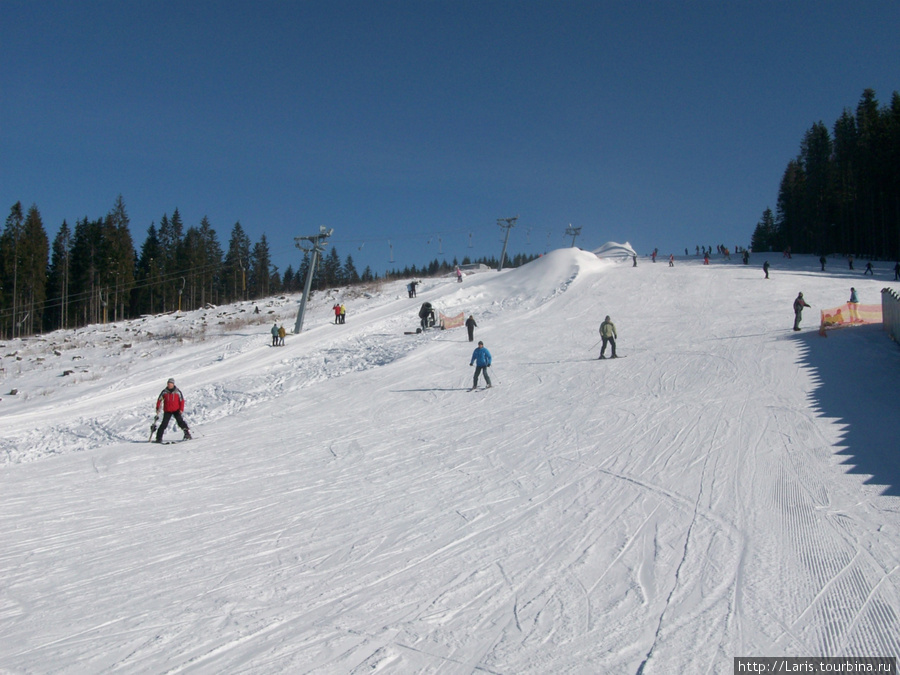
467, 386, 492, 392
597, 355, 626, 360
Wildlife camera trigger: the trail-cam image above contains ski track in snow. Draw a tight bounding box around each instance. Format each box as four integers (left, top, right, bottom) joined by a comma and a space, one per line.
2, 249, 899, 673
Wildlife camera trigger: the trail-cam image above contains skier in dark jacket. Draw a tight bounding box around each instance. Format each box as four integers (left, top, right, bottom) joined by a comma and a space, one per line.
469, 341, 492, 390
793, 292, 811, 331
465, 315, 477, 342
155, 378, 192, 442
419, 302, 434, 331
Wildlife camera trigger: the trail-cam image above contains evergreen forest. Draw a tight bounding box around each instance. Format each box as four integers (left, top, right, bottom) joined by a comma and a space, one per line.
751, 88, 900, 259
0, 196, 538, 339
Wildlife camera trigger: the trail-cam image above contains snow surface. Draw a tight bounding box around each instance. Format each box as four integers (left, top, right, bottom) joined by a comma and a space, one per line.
2, 249, 900, 673
593, 241, 637, 258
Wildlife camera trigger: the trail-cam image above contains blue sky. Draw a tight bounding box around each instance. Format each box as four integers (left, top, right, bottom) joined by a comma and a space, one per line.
3, 0, 898, 277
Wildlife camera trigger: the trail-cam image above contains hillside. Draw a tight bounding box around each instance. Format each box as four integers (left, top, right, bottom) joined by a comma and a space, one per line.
2, 250, 899, 673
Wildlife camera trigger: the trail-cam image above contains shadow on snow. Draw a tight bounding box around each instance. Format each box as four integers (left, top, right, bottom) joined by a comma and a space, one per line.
793, 326, 900, 496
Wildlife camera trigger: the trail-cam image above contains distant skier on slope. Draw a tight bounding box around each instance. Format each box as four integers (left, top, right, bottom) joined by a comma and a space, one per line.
154, 378, 192, 442
599, 315, 618, 359
793, 292, 811, 331
465, 315, 477, 342
469, 341, 492, 390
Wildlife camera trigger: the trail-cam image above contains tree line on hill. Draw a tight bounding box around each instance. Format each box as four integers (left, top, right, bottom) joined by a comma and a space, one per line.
0, 196, 537, 339
751, 88, 900, 260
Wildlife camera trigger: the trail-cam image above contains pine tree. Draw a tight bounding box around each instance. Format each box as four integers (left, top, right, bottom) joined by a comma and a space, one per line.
0, 202, 25, 337
223, 222, 251, 302
45, 221, 72, 330
19, 205, 49, 336
104, 196, 135, 322
322, 247, 341, 287
249, 234, 272, 299
343, 254, 360, 285
134, 224, 163, 315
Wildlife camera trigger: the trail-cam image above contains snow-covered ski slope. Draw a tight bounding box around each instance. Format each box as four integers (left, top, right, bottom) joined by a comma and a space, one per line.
2, 249, 899, 673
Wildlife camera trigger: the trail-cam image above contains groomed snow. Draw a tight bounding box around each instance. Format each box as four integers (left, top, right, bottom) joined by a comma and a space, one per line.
2, 249, 899, 673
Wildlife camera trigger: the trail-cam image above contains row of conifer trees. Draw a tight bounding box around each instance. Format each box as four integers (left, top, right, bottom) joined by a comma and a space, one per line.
0, 196, 532, 339
751, 88, 900, 260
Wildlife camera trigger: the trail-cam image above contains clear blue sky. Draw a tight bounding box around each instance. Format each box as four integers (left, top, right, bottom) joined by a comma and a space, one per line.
3, 0, 898, 277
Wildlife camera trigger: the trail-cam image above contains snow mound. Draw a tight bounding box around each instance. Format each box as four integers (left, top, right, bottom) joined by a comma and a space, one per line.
593, 241, 637, 258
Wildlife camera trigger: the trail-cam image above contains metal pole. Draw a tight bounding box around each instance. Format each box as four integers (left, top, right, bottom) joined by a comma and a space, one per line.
294, 226, 333, 334
497, 216, 517, 271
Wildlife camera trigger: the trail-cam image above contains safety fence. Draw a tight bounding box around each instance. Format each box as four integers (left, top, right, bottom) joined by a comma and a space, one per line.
439, 312, 465, 330
883, 287, 900, 344
819, 303, 882, 336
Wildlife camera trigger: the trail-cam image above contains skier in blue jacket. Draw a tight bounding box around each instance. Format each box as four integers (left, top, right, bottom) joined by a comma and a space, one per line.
469, 341, 492, 390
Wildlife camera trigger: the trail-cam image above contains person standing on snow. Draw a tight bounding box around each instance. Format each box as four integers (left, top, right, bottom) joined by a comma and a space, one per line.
271, 322, 279, 346
793, 292, 811, 331
155, 378, 191, 442
469, 341, 492, 390
340, 304, 346, 324
763, 261, 770, 279
599, 315, 618, 359
278, 324, 286, 346
849, 287, 860, 323
465, 315, 477, 342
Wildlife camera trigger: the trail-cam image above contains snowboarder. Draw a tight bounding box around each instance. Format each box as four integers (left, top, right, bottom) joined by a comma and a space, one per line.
864, 261, 873, 276
599, 315, 617, 359
465, 315, 477, 342
763, 261, 770, 279
793, 292, 810, 331
154, 378, 191, 442
469, 341, 492, 390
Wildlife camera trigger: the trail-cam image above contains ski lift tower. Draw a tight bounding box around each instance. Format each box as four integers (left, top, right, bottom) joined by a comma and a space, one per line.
497, 216, 518, 271
293, 226, 334, 334
565, 224, 582, 247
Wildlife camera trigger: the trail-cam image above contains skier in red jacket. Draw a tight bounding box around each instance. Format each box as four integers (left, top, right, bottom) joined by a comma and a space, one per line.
154, 378, 192, 442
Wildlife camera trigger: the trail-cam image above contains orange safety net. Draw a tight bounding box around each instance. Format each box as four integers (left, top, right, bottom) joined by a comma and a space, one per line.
819, 303, 882, 336
440, 311, 465, 329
